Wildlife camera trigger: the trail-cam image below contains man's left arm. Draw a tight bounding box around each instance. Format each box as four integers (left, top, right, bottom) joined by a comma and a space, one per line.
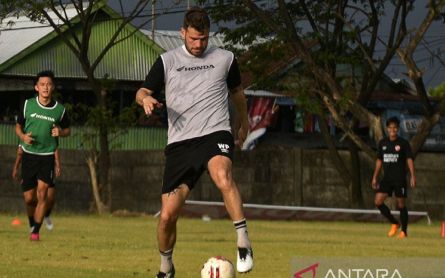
406, 141, 416, 188
407, 158, 416, 188
229, 85, 249, 147
52, 126, 70, 137
52, 110, 71, 137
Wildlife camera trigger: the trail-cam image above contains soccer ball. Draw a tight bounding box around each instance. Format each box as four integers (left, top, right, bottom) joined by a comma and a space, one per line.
201, 256, 235, 278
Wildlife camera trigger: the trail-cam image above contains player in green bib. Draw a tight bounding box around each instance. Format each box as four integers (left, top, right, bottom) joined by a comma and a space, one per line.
15, 70, 70, 241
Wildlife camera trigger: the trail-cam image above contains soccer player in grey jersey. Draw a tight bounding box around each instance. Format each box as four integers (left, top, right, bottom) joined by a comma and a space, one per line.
136, 7, 253, 277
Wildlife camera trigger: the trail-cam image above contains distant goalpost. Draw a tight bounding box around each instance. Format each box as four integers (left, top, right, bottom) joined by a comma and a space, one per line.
169, 200, 431, 225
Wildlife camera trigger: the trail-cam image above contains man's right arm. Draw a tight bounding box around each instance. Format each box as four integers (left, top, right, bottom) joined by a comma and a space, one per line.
12, 146, 23, 180
15, 123, 33, 145
15, 101, 32, 144
136, 56, 165, 115
55, 149, 61, 177
136, 88, 153, 105
136, 88, 162, 116
371, 159, 382, 189
372, 140, 384, 189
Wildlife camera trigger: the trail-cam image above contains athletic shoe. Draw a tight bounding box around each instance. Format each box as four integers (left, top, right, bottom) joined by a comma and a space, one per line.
237, 247, 253, 273
44, 216, 54, 231
387, 224, 400, 237
155, 265, 175, 278
30, 233, 40, 241
397, 231, 407, 239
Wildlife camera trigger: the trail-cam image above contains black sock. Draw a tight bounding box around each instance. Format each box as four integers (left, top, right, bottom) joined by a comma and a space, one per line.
33, 222, 42, 234
45, 208, 52, 218
377, 204, 399, 224
399, 206, 408, 234
28, 216, 35, 228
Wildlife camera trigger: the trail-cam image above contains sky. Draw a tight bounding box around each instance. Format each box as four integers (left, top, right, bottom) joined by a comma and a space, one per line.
109, 0, 197, 31
117, 0, 444, 89
379, 1, 445, 89
1, 0, 443, 88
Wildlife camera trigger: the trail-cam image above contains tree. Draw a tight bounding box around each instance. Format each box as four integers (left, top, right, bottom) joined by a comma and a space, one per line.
429, 81, 445, 98
395, 1, 445, 155
18, 0, 154, 213
0, 0, 26, 24
201, 0, 445, 207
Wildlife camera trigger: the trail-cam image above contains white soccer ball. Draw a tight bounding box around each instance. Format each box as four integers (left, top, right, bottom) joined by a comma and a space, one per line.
201, 256, 235, 278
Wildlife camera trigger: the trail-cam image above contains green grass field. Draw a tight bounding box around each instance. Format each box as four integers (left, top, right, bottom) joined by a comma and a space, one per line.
0, 214, 443, 277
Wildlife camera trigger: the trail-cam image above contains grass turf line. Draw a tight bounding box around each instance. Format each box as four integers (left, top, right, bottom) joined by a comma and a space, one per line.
0, 214, 443, 277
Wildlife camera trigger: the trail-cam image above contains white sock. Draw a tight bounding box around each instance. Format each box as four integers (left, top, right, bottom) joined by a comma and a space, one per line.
234, 218, 251, 248
159, 249, 173, 273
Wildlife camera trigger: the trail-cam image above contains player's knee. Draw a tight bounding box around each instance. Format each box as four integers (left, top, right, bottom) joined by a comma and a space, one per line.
213, 170, 233, 191
47, 192, 55, 202
36, 191, 48, 202
213, 168, 229, 182
159, 212, 178, 228
24, 196, 36, 206
217, 180, 234, 194
47, 188, 56, 198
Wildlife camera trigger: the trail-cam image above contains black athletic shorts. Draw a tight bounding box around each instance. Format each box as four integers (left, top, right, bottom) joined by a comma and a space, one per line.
21, 152, 55, 192
162, 130, 234, 194
377, 180, 408, 198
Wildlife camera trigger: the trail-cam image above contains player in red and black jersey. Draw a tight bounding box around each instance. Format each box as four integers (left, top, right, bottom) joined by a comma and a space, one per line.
371, 116, 416, 238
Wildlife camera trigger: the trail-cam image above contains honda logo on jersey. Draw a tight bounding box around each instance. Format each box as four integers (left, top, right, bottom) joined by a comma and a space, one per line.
176, 64, 215, 72
30, 113, 55, 122
218, 143, 230, 153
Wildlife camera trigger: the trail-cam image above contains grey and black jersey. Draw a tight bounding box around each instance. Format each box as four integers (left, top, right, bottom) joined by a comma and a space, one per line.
143, 45, 241, 145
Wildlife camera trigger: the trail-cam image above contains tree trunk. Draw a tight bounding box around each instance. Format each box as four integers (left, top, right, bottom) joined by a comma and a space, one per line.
348, 140, 364, 208
320, 95, 377, 160
85, 79, 112, 214
98, 87, 111, 210
316, 112, 352, 188
86, 153, 108, 214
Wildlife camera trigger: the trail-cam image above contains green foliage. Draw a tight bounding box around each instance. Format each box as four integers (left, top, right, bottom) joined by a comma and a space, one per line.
200, 0, 388, 100
62, 77, 138, 151
64, 98, 138, 151
336, 76, 357, 111
0, 0, 47, 24
276, 71, 323, 114
0, 0, 24, 24
428, 81, 445, 97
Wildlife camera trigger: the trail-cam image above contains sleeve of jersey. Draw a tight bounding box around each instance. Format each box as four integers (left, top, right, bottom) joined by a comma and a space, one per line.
59, 109, 71, 129
142, 56, 165, 99
227, 57, 242, 91
16, 101, 26, 126
405, 140, 414, 159
377, 140, 383, 160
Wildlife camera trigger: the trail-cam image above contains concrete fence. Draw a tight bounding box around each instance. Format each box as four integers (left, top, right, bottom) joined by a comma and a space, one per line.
0, 145, 443, 218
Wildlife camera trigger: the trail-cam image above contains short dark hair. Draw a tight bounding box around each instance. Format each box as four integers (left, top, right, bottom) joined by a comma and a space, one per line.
35, 70, 55, 85
386, 116, 400, 127
183, 7, 210, 32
